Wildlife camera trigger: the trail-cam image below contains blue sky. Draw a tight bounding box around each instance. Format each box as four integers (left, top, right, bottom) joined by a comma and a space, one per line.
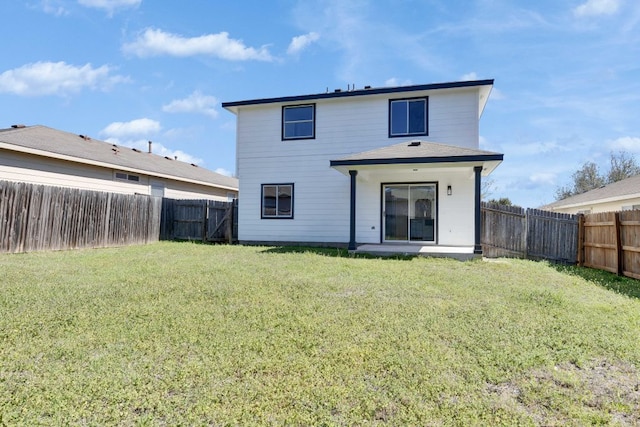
2, 0, 639, 208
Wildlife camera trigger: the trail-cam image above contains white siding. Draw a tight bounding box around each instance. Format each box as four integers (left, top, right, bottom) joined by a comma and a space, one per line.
236, 86, 484, 244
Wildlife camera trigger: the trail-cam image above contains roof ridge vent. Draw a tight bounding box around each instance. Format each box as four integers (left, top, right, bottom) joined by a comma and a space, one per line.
408, 140, 421, 147
11, 124, 26, 129
79, 134, 91, 140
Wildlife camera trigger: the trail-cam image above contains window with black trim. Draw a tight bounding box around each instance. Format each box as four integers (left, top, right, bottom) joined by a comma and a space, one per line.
261, 183, 294, 219
389, 97, 428, 137
282, 104, 315, 140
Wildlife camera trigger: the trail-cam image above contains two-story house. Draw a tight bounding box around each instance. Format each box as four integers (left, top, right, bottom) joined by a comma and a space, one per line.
222, 79, 503, 258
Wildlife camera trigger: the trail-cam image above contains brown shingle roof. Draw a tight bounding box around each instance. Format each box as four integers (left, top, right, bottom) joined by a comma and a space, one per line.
0, 125, 238, 191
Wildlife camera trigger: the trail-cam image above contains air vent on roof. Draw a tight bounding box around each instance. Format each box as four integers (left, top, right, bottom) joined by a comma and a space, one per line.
408, 141, 421, 147
191, 163, 198, 167
11, 124, 26, 129
164, 156, 173, 160
132, 148, 141, 153
334, 88, 342, 93
79, 134, 91, 141
364, 85, 372, 89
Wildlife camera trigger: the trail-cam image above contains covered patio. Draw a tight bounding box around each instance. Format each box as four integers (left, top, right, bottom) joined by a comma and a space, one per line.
330, 140, 503, 257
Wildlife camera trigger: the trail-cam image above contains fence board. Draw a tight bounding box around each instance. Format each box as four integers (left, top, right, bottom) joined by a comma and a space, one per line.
481, 202, 526, 258
526, 208, 578, 264
582, 212, 619, 274
619, 210, 640, 279
0, 180, 160, 253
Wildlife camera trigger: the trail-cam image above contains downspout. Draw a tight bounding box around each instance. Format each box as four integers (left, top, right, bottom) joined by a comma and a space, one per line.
349, 170, 358, 251
474, 166, 482, 254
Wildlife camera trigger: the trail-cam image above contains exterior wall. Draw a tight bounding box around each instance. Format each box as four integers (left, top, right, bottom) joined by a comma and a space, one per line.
550, 196, 640, 214
0, 149, 236, 201
236, 86, 483, 245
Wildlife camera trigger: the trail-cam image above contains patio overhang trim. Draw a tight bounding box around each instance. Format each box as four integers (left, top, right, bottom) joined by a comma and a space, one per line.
330, 153, 503, 168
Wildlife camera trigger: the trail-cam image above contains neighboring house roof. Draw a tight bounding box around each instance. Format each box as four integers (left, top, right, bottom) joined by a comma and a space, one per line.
222, 79, 494, 118
330, 140, 503, 175
541, 173, 640, 210
0, 125, 238, 191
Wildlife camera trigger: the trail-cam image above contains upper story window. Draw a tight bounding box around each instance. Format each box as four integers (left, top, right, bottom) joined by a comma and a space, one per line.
389, 97, 428, 137
262, 183, 294, 219
282, 104, 315, 140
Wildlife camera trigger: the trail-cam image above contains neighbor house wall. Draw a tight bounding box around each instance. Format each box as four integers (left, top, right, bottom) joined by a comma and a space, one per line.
236, 86, 483, 245
0, 149, 237, 201
551, 197, 640, 214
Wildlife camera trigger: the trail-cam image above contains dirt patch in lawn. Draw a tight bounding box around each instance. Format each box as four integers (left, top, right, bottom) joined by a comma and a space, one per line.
486, 359, 640, 425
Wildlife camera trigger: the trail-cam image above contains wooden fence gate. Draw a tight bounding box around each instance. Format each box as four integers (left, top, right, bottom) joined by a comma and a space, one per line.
160, 198, 237, 243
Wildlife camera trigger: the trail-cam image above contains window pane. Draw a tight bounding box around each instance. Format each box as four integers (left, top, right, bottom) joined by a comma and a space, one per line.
390, 101, 408, 135
263, 185, 276, 216
284, 105, 313, 121
285, 122, 313, 138
408, 100, 426, 134
277, 185, 292, 216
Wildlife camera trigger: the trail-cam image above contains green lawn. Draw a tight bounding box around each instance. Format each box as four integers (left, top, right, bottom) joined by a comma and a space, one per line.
1, 243, 639, 426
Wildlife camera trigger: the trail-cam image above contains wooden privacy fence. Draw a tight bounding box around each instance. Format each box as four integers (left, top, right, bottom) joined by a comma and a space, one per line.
481, 202, 579, 264
579, 210, 640, 280
160, 198, 237, 243
0, 180, 161, 253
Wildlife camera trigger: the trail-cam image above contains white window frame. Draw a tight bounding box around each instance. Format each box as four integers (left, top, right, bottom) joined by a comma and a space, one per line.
114, 171, 140, 182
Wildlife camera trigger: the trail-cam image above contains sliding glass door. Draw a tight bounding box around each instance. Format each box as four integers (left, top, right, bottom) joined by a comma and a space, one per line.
383, 184, 436, 242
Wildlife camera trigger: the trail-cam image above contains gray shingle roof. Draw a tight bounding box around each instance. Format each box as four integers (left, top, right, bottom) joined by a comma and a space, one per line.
541, 173, 640, 210
0, 125, 238, 191
330, 140, 503, 165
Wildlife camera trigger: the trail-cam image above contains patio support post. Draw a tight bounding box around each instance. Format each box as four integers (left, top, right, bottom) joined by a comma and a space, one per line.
348, 170, 358, 251
474, 166, 482, 254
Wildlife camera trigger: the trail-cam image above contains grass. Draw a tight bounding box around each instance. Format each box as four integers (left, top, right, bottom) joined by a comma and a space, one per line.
1, 242, 639, 426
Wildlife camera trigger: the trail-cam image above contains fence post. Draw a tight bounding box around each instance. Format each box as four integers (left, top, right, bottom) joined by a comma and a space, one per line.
614, 212, 622, 276
203, 200, 209, 242
577, 214, 584, 266
226, 201, 233, 244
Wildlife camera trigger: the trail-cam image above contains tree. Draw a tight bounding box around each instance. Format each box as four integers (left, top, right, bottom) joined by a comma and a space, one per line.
607, 151, 640, 183
555, 151, 639, 201
486, 197, 513, 206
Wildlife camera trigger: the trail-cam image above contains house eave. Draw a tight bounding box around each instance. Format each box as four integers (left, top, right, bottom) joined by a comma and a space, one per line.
222, 79, 494, 114
0, 142, 238, 192
330, 156, 503, 177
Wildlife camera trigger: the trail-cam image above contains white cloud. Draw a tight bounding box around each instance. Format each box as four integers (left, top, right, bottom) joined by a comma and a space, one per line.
101, 118, 161, 138
122, 28, 273, 61
214, 167, 233, 177
384, 77, 412, 87
0, 61, 127, 96
106, 137, 204, 165
608, 136, 640, 153
38, 0, 68, 16
460, 72, 478, 81
574, 0, 620, 17
529, 172, 557, 185
162, 91, 219, 119
78, 0, 141, 15
287, 32, 320, 55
